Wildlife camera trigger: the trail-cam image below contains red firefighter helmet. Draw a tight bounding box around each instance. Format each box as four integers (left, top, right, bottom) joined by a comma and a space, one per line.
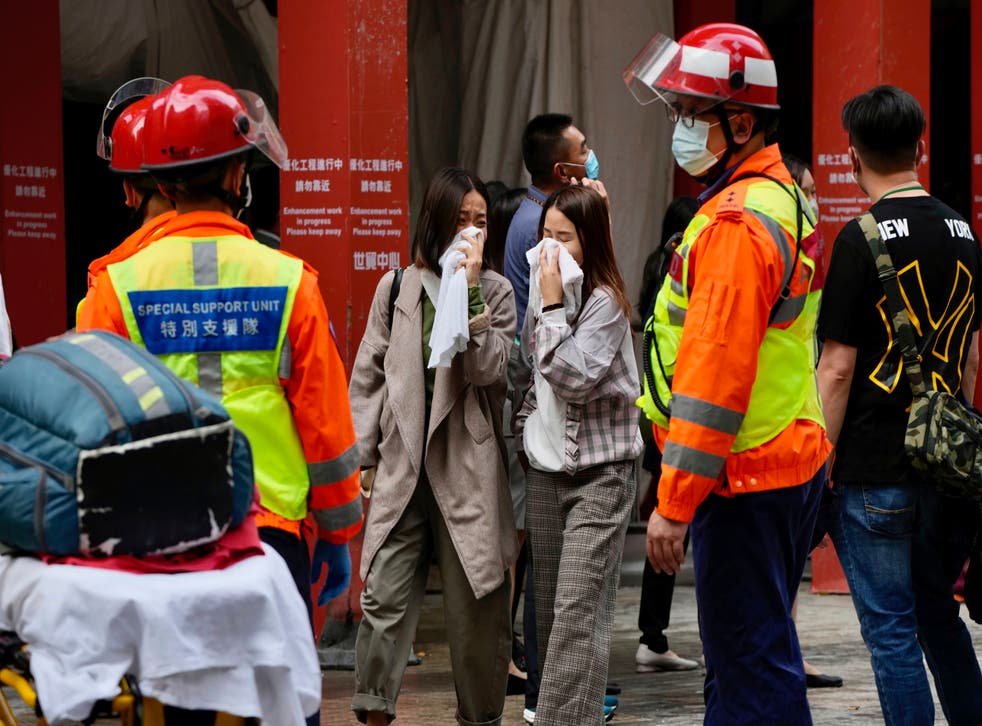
141, 75, 287, 172
623, 23, 779, 111
96, 77, 171, 173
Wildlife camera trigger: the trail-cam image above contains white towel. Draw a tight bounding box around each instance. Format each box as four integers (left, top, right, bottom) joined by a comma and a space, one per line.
522, 239, 584, 472
525, 238, 583, 323
427, 226, 482, 368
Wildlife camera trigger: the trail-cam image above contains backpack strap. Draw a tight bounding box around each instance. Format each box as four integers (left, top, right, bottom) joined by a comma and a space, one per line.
387, 267, 405, 331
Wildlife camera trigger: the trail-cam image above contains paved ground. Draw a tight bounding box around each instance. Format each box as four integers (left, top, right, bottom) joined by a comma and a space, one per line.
316, 580, 982, 725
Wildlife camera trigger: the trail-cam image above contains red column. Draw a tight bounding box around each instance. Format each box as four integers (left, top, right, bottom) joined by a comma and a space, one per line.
812, 0, 931, 267
279, 0, 409, 636
0, 0, 67, 344
810, 0, 932, 594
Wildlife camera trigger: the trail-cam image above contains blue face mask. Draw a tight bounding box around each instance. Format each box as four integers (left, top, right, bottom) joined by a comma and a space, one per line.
584, 149, 600, 180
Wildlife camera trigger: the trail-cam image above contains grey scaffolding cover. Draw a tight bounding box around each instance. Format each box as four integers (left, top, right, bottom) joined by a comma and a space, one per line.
60, 0, 278, 110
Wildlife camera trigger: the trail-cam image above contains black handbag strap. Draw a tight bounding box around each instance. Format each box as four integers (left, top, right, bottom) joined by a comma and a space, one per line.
857, 212, 928, 396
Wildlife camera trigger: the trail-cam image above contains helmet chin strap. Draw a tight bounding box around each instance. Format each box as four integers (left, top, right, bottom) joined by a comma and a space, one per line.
694, 106, 742, 186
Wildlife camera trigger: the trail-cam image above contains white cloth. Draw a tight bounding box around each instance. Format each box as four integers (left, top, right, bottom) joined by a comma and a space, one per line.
522, 239, 584, 472
525, 238, 583, 323
427, 226, 482, 368
0, 545, 320, 724
0, 273, 11, 360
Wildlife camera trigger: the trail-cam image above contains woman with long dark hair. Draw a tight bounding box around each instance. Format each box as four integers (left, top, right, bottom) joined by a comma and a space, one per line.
348, 167, 518, 725
513, 185, 642, 725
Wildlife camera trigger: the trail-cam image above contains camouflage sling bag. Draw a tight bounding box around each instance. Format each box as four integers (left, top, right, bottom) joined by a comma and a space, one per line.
859, 212, 982, 501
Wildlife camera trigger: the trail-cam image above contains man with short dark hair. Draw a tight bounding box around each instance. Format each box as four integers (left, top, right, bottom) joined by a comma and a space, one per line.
817, 84, 982, 724
504, 113, 605, 330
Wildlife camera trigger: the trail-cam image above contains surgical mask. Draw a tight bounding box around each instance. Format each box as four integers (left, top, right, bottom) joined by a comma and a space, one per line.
671, 119, 723, 177
584, 149, 600, 180
234, 174, 253, 219
810, 197, 819, 219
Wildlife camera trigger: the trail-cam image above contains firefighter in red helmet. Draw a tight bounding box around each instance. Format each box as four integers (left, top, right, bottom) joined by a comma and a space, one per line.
79, 78, 361, 726
625, 24, 832, 724
77, 78, 175, 323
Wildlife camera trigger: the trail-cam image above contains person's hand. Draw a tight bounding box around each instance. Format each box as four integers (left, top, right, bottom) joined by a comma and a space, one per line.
311, 539, 352, 606
572, 177, 610, 209
455, 230, 485, 286
646, 511, 689, 575
538, 245, 563, 307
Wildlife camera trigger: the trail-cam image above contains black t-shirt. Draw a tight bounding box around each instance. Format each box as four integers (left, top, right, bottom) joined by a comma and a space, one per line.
818, 196, 982, 482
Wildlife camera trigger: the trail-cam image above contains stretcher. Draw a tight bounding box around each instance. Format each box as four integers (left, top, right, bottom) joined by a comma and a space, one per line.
0, 547, 321, 725
1, 632, 254, 725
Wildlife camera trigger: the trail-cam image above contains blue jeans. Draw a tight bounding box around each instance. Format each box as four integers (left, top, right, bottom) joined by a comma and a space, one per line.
913, 484, 982, 725
691, 463, 826, 726
829, 477, 982, 726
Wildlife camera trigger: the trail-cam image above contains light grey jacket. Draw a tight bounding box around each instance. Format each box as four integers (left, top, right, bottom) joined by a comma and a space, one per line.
348, 265, 518, 599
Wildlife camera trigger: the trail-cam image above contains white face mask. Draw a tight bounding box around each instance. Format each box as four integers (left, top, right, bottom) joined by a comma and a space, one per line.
810, 197, 819, 219
671, 119, 724, 176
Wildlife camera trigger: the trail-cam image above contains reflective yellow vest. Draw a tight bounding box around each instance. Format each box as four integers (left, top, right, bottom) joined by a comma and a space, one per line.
109, 234, 311, 520
639, 178, 825, 452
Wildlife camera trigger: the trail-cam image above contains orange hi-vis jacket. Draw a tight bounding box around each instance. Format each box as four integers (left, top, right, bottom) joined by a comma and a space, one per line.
653, 145, 832, 523
76, 210, 177, 327
77, 210, 363, 544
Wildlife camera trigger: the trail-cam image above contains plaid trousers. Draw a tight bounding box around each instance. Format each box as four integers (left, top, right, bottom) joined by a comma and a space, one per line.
527, 460, 636, 726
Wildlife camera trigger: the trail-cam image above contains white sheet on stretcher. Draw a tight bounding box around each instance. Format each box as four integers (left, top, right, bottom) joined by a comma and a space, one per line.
0, 544, 321, 724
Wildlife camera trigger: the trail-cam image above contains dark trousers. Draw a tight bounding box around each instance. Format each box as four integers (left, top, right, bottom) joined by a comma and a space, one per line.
638, 533, 689, 653
259, 526, 320, 726
523, 555, 541, 710
691, 465, 825, 726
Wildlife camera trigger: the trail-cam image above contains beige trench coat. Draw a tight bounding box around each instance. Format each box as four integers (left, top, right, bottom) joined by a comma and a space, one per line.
348, 265, 518, 599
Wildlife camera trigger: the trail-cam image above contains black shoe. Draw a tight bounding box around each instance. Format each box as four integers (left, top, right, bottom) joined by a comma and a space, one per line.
806, 673, 843, 688
605, 681, 621, 696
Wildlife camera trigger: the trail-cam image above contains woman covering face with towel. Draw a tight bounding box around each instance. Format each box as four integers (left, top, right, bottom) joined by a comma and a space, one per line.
513, 185, 642, 726
348, 166, 518, 726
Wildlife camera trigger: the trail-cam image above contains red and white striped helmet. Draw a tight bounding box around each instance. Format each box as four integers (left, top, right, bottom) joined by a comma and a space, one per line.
623, 23, 779, 110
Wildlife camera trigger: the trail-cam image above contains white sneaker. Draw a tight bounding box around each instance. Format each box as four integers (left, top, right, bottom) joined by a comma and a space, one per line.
635, 644, 699, 672
523, 707, 536, 724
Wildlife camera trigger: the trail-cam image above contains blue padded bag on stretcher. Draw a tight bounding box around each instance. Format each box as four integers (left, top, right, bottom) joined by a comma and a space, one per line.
0, 330, 254, 556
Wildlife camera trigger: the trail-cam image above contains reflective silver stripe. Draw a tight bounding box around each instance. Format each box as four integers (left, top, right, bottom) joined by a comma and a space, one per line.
667, 300, 687, 326
309, 442, 361, 486
670, 278, 685, 297
312, 496, 363, 533
748, 210, 793, 279
671, 394, 744, 436
278, 339, 292, 379
70, 334, 172, 417
661, 440, 726, 480
193, 241, 219, 286
197, 353, 223, 397
770, 293, 807, 325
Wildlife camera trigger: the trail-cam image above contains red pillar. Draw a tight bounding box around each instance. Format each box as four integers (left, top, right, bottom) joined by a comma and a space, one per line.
279, 0, 409, 638
0, 0, 67, 344
810, 0, 932, 594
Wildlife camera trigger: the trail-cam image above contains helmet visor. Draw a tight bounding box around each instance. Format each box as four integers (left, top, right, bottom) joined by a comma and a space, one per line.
234, 89, 288, 169
622, 33, 681, 106
96, 77, 170, 160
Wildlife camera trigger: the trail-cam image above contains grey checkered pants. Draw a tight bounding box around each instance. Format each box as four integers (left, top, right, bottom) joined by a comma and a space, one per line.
527, 460, 636, 726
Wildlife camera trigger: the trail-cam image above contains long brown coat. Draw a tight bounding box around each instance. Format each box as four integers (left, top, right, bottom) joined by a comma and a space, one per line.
348, 265, 518, 599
